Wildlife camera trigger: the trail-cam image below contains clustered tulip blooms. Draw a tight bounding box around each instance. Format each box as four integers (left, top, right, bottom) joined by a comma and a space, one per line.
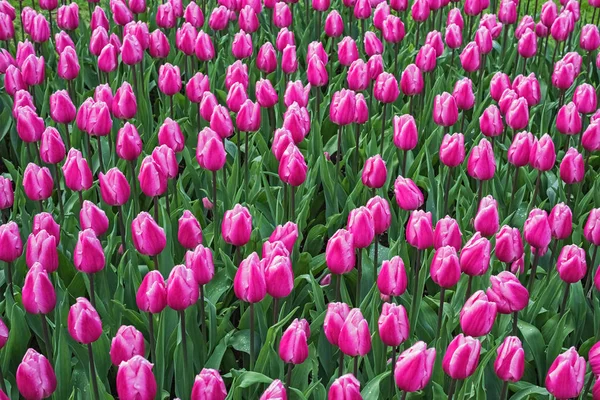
1, 0, 600, 397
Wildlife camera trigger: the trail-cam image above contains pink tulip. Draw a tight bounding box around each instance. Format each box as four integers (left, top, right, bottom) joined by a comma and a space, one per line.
116, 356, 157, 400
80, 201, 109, 237
460, 232, 491, 276
16, 349, 56, 399
68, 297, 102, 344
529, 134, 556, 171
222, 204, 252, 246
495, 226, 524, 264
487, 271, 529, 313
167, 265, 199, 310
556, 244, 587, 283
110, 325, 145, 366
22, 262, 56, 315
460, 291, 497, 337
366, 196, 391, 235
433, 216, 462, 251
394, 341, 436, 392
524, 208, 551, 250
279, 318, 310, 364
377, 256, 407, 297
442, 334, 481, 380
326, 228, 355, 275
339, 308, 371, 356
136, 270, 167, 314
361, 155, 387, 188
545, 348, 585, 399
26, 229, 58, 272
406, 210, 434, 250
23, 163, 53, 201
440, 133, 465, 167
431, 246, 461, 288
433, 92, 458, 127
467, 138, 496, 180
495, 336, 525, 382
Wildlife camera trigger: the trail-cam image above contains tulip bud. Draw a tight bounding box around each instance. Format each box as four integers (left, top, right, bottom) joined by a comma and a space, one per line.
15, 106, 44, 143
222, 204, 252, 246
545, 348, 585, 399
433, 92, 458, 127
256, 78, 279, 108
479, 105, 503, 137
177, 210, 202, 250
26, 229, 58, 272
68, 297, 102, 344
529, 134, 556, 171
443, 334, 481, 380
22, 262, 56, 315
166, 265, 199, 310
552, 60, 576, 90
467, 138, 496, 181
453, 78, 475, 111
394, 341, 436, 392
136, 270, 167, 314
460, 232, 491, 276
495, 336, 525, 382
556, 244, 587, 283
406, 210, 434, 250
377, 256, 407, 297
361, 155, 387, 188
439, 133, 465, 167
330, 89, 357, 126
40, 128, 66, 165
16, 349, 57, 399
580, 24, 600, 51
495, 226, 524, 264
433, 216, 462, 251
474, 195, 499, 237
23, 163, 53, 201
394, 176, 424, 211
366, 196, 391, 235
21, 54, 44, 86
378, 302, 409, 347
400, 64, 424, 97
326, 228, 355, 275
347, 207, 375, 248
507, 131, 534, 167
131, 212, 167, 257
393, 114, 418, 151
460, 290, 497, 337
430, 245, 461, 288
524, 208, 552, 250
62, 148, 93, 192
138, 156, 167, 197
338, 308, 371, 356
324, 10, 343, 37
80, 201, 109, 237
279, 318, 310, 365
116, 356, 157, 400
559, 147, 584, 184
116, 122, 143, 161
584, 208, 600, 246
445, 23, 462, 49
460, 42, 481, 73
110, 325, 145, 366
487, 271, 529, 313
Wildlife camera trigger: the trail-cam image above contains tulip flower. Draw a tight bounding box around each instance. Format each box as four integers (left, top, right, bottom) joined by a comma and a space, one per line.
546, 347, 585, 399
338, 307, 371, 376
394, 176, 424, 211
433, 217, 462, 251
474, 195, 499, 237
79, 201, 109, 237
495, 226, 524, 265
131, 212, 167, 265
178, 210, 202, 250
460, 291, 497, 337
110, 325, 145, 366
116, 356, 157, 400
16, 349, 56, 400
495, 336, 525, 399
443, 334, 481, 396
377, 256, 408, 297
361, 155, 387, 189
394, 341, 435, 394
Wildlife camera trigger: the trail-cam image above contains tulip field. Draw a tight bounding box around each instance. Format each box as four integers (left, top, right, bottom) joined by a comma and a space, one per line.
1, 0, 600, 397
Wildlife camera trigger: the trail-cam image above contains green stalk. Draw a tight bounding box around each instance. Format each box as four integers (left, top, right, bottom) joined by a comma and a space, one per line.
87, 343, 100, 400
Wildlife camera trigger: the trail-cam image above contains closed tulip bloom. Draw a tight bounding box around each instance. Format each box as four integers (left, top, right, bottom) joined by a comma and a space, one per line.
13, 90, 35, 119
552, 60, 576, 90
529, 134, 556, 171
347, 207, 375, 249
226, 82, 248, 113
23, 163, 53, 201
433, 92, 458, 127
49, 89, 76, 124
276, 28, 295, 52
460, 232, 491, 276
282, 44, 299, 73
339, 308, 371, 356
355, 93, 368, 124
433, 216, 462, 251
452, 78, 475, 111
439, 133, 465, 167
131, 212, 166, 257
374, 72, 400, 103
272, 129, 294, 161
68, 297, 102, 344
150, 145, 177, 180
541, 0, 558, 26
475, 26, 493, 54
21, 54, 44, 86
279, 144, 308, 186
30, 14, 50, 43
98, 43, 118, 73
232, 252, 265, 303
505, 97, 529, 131
443, 334, 481, 380
326, 228, 356, 274
112, 82, 137, 120
0, 318, 7, 351
80, 201, 109, 237
324, 10, 344, 37
573, 84, 597, 114
430, 246, 461, 288
183, 245, 214, 287
186, 73, 210, 104
222, 204, 252, 246
231, 30, 253, 59
39, 128, 65, 165
487, 271, 529, 313
556, 102, 582, 135
25, 225, 58, 272
524, 208, 551, 250
0, 12, 12, 41
378, 302, 409, 347
551, 11, 574, 42
157, 63, 181, 96
138, 156, 167, 197
548, 203, 572, 240
57, 3, 79, 30
445, 23, 462, 49
116, 123, 143, 161
272, 2, 291, 27
155, 2, 176, 28
237, 99, 261, 132
560, 147, 584, 184
363, 31, 383, 56
91, 6, 109, 30
481, 15, 503, 39
512, 73, 541, 107
330, 89, 357, 126
584, 208, 600, 246
175, 23, 196, 56
197, 128, 226, 171
207, 5, 228, 31
556, 245, 586, 283
582, 121, 600, 152
73, 229, 105, 274
116, 356, 157, 400
110, 325, 145, 366
157, 118, 184, 152
490, 72, 511, 102
415, 44, 436, 72
474, 195, 499, 236
460, 42, 480, 73
0, 223, 20, 265
495, 226, 523, 264
394, 342, 436, 392
307, 54, 328, 87
57, 46, 79, 80
55, 31, 75, 54
467, 138, 496, 180
282, 103, 310, 143
253, 43, 276, 74
98, 168, 130, 207
498, 0, 517, 23
346, 59, 368, 91
479, 105, 503, 138
400, 64, 424, 97
337, 36, 359, 67
406, 210, 434, 250
62, 149, 93, 191
545, 347, 586, 399
283, 82, 310, 109
178, 211, 202, 250
518, 28, 537, 58
110, 0, 133, 25
16, 349, 56, 400
0, 177, 13, 211
324, 302, 350, 347
86, 100, 112, 137
255, 79, 278, 108
580, 24, 600, 51
166, 265, 199, 310
22, 262, 56, 315
190, 371, 228, 400
365, 196, 391, 235
260, 380, 286, 400
367, 54, 384, 81
460, 291, 497, 337
136, 271, 167, 314
266, 224, 297, 254
238, 5, 258, 32
148, 29, 170, 59
394, 176, 424, 210
589, 342, 600, 376
16, 106, 44, 143
377, 256, 407, 296
279, 318, 310, 364
329, 374, 362, 400
209, 104, 233, 138
361, 155, 387, 188
495, 336, 525, 382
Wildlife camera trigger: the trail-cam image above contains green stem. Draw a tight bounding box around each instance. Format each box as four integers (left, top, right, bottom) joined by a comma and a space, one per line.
87, 343, 100, 400
436, 288, 445, 340
179, 310, 189, 391
559, 283, 570, 317
356, 248, 362, 305
89, 273, 96, 309
527, 251, 541, 293
212, 170, 218, 247
250, 303, 255, 370
500, 380, 508, 400
338, 350, 344, 377
199, 285, 206, 341
380, 104, 387, 155
512, 310, 519, 336
40, 314, 52, 364
286, 363, 293, 397
148, 313, 155, 363
447, 378, 457, 400
118, 206, 127, 255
